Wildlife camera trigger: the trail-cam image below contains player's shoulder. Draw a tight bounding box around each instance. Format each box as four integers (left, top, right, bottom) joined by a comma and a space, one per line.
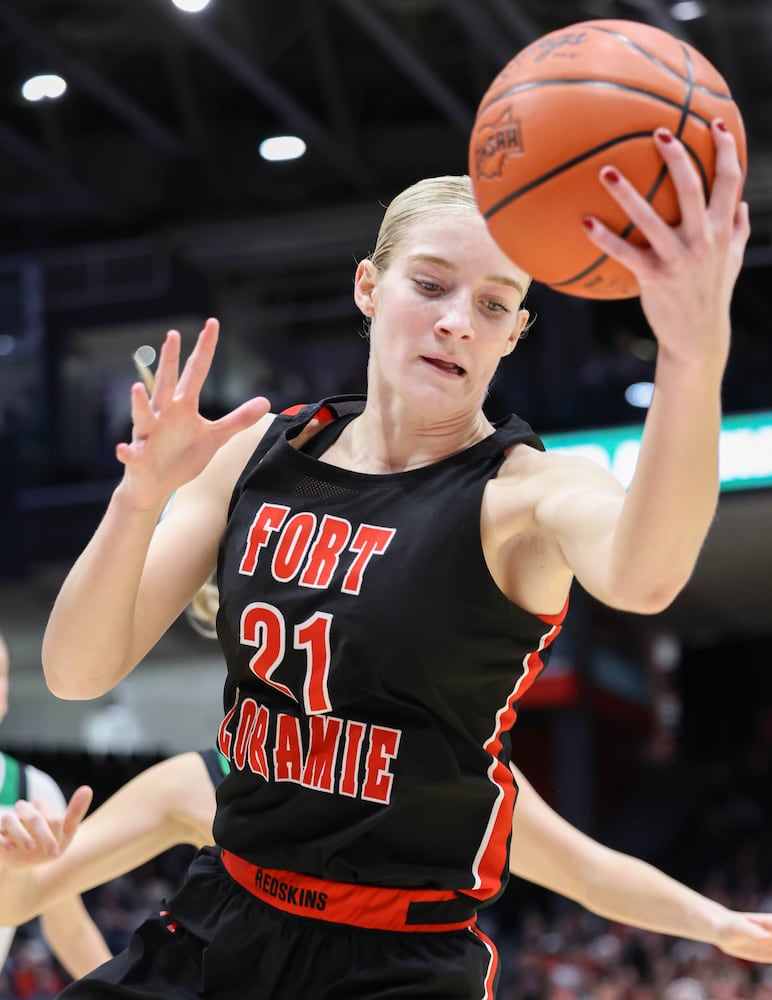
500, 437, 620, 488
492, 441, 625, 531
498, 437, 553, 482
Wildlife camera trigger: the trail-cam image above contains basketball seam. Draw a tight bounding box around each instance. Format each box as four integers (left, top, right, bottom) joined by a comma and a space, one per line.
483, 129, 707, 221
589, 24, 729, 98
478, 79, 727, 123
498, 23, 731, 103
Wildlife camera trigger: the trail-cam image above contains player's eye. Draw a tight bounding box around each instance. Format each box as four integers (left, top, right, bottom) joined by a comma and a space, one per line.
414, 279, 442, 293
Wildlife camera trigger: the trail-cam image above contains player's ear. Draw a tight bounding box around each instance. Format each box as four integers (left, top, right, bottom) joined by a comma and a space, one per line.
502, 308, 530, 356
354, 259, 378, 318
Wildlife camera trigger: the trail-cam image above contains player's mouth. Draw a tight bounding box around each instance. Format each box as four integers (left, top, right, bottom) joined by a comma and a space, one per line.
421, 356, 466, 378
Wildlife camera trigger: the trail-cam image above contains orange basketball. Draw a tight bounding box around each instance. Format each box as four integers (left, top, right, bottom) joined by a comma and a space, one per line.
469, 19, 747, 299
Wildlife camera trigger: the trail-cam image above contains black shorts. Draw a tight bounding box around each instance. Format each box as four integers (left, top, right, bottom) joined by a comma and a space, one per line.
58, 847, 500, 999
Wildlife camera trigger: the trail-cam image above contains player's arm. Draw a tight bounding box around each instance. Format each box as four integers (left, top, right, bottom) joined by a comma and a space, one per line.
39, 896, 112, 980
42, 320, 271, 700
529, 123, 748, 614
0, 752, 217, 927
509, 765, 772, 962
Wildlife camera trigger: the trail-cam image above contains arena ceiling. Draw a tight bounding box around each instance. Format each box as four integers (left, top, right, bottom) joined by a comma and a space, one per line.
0, 0, 771, 260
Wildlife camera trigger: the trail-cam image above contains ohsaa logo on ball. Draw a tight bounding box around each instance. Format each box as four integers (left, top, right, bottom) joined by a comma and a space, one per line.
472, 106, 524, 180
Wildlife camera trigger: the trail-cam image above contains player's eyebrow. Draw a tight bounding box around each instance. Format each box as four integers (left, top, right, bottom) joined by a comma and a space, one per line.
408, 253, 526, 298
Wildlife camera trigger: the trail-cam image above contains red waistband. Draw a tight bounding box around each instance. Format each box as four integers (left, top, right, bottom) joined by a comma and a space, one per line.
220, 849, 477, 933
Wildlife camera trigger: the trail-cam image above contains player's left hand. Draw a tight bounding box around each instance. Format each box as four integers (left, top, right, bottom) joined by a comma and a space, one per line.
0, 785, 93, 868
582, 118, 749, 378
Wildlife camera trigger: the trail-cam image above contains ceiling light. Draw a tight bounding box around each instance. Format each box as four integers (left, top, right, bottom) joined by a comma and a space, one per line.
259, 136, 307, 162
624, 381, 654, 409
670, 0, 706, 20
171, 0, 212, 12
21, 74, 67, 102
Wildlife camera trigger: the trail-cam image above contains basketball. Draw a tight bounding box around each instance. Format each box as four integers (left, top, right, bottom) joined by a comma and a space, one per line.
469, 19, 747, 300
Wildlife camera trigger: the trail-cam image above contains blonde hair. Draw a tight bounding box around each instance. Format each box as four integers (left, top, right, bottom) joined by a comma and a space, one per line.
368, 174, 533, 335
371, 175, 480, 273
185, 577, 219, 639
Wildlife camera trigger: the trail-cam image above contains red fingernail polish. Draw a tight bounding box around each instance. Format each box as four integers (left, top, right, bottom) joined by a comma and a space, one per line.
656, 128, 673, 143
582, 217, 595, 232
715, 119, 729, 132
601, 167, 620, 184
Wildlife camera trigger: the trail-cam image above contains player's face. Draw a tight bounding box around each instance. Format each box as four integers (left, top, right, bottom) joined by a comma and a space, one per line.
358, 211, 530, 416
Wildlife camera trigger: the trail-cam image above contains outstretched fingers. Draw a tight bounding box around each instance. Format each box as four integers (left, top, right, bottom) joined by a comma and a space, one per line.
583, 121, 747, 273
0, 800, 61, 861
583, 134, 689, 266
650, 127, 710, 242
0, 786, 93, 867
581, 166, 673, 273
151, 329, 182, 411
177, 318, 220, 399
210, 396, 272, 448
706, 118, 746, 231
61, 785, 93, 845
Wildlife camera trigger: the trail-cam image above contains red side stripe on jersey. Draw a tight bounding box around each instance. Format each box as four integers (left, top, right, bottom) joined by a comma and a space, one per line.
470, 921, 499, 999
467, 614, 566, 900
280, 403, 335, 422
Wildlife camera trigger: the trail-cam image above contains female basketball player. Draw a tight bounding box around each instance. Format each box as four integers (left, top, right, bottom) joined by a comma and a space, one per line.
42, 120, 749, 997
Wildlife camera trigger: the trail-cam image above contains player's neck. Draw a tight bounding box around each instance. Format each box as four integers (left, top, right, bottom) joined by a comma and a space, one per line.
335, 400, 494, 474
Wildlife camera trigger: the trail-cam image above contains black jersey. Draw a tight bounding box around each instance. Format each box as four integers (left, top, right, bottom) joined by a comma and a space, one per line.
214, 396, 567, 906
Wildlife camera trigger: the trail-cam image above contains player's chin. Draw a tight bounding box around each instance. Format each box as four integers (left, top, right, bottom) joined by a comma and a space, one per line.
411, 378, 483, 418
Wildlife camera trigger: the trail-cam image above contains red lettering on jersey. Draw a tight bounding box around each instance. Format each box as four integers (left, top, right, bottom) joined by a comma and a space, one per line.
295, 612, 333, 715
232, 699, 270, 778
232, 697, 258, 771
274, 714, 303, 782
217, 687, 240, 759
301, 715, 343, 792
339, 721, 367, 797
298, 515, 352, 589
272, 512, 317, 583
362, 725, 401, 804
341, 524, 396, 595
239, 504, 290, 575
248, 704, 270, 778
242, 603, 294, 702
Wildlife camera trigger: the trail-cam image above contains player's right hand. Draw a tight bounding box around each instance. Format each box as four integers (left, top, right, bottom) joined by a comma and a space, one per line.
0, 785, 93, 868
116, 318, 271, 512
